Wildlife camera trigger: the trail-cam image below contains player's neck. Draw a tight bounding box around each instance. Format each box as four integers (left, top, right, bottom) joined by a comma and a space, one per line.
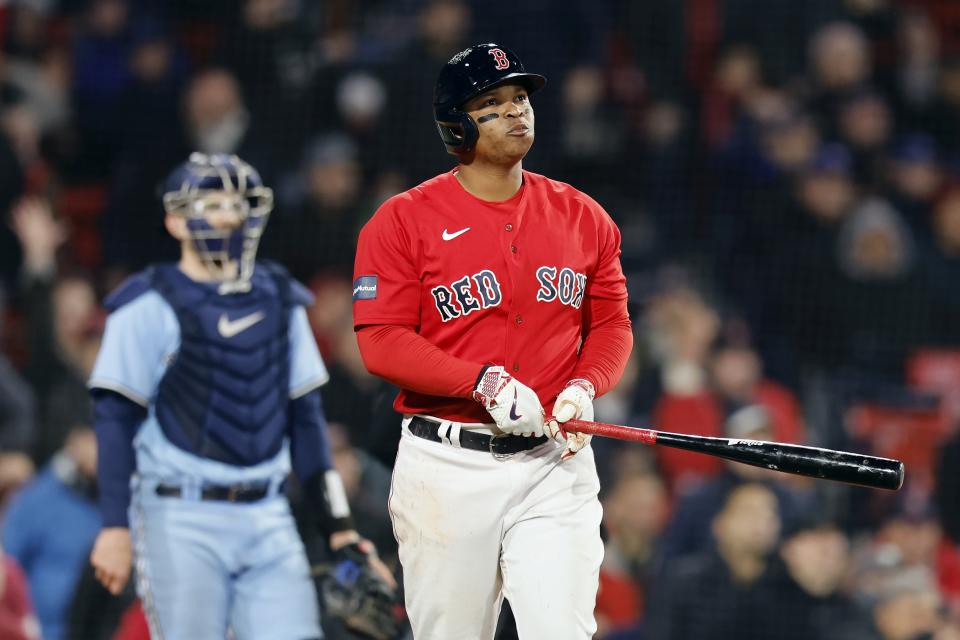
178, 246, 237, 283
454, 161, 523, 202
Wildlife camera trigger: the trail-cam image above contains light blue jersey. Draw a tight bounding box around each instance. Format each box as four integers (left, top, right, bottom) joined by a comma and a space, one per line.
90, 290, 327, 486
90, 262, 329, 640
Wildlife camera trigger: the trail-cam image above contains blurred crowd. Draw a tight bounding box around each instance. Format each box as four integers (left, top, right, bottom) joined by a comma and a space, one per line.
0, 0, 959, 638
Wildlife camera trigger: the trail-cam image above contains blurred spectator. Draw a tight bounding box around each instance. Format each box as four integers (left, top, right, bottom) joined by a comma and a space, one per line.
331, 71, 390, 179
836, 90, 893, 188
623, 100, 694, 260
889, 10, 941, 134
0, 102, 27, 285
833, 197, 932, 379
929, 57, 960, 159
595, 471, 669, 636
920, 186, 960, 347
2, 3, 71, 140
0, 287, 35, 464
114, 16, 189, 156
327, 422, 395, 560
766, 514, 874, 640
382, 0, 473, 186
11, 197, 100, 464
719, 0, 837, 84
645, 482, 781, 640
69, 0, 131, 178
870, 493, 960, 615
774, 143, 858, 375
315, 277, 401, 459
806, 22, 873, 137
261, 133, 365, 281
851, 548, 960, 640
215, 0, 315, 167
0, 342, 35, 507
554, 65, 624, 196
657, 404, 813, 563
3, 427, 99, 640
644, 287, 720, 399
0, 545, 40, 640
885, 133, 942, 235
653, 334, 806, 491
102, 67, 259, 272
616, 0, 685, 99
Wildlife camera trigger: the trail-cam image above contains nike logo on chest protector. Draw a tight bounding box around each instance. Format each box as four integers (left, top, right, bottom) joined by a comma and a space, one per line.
442, 227, 470, 241
217, 311, 266, 338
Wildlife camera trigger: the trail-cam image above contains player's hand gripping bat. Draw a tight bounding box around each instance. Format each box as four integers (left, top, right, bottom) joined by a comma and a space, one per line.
564, 419, 904, 491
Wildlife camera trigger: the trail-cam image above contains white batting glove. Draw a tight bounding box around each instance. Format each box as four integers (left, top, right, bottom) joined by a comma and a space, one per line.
473, 365, 545, 437
546, 379, 595, 460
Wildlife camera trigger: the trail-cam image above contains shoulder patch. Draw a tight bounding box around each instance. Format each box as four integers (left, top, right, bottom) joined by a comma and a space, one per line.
353, 276, 377, 301
103, 268, 155, 312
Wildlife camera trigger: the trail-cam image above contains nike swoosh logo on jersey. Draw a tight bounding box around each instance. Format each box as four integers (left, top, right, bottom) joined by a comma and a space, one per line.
442, 227, 471, 241
217, 311, 266, 338
509, 387, 523, 421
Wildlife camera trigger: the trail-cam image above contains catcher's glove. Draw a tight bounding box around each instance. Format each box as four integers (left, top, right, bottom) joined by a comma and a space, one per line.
312, 540, 400, 640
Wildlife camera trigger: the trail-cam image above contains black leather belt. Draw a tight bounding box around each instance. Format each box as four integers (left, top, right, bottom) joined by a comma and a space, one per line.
408, 416, 548, 456
155, 480, 277, 503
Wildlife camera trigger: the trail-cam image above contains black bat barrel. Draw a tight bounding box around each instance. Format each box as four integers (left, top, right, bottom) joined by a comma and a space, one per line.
655, 431, 905, 491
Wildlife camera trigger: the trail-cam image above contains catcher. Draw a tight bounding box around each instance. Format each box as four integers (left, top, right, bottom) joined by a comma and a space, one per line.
87, 152, 399, 639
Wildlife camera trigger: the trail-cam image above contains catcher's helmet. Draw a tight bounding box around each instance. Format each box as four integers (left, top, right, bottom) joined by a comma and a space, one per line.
162, 152, 273, 292
433, 43, 546, 154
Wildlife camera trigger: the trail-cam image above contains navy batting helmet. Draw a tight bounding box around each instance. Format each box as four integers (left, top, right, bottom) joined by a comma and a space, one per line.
433, 43, 546, 154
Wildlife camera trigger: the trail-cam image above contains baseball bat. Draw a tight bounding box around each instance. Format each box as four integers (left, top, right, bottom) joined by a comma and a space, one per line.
564, 419, 904, 491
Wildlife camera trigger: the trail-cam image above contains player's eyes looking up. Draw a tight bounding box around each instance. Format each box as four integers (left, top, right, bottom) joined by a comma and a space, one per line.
466, 86, 530, 113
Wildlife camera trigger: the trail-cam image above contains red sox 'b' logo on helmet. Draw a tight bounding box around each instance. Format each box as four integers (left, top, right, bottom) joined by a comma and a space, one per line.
488, 48, 510, 70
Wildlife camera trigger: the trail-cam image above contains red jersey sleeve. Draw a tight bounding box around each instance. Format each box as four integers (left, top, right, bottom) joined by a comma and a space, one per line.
353, 198, 422, 328
586, 199, 629, 302
570, 197, 632, 396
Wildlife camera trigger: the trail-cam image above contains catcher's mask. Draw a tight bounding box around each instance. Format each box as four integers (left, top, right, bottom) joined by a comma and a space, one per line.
162, 152, 273, 293
433, 43, 546, 155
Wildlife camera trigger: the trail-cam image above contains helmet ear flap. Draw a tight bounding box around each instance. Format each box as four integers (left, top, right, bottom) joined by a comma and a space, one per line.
436, 111, 479, 154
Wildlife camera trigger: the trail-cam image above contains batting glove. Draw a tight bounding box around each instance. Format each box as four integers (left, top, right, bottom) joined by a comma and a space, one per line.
546, 379, 595, 460
474, 365, 545, 437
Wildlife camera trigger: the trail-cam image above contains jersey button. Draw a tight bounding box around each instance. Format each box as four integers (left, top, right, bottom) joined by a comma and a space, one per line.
505, 223, 513, 232
515, 314, 523, 325
510, 245, 517, 253
512, 363, 520, 372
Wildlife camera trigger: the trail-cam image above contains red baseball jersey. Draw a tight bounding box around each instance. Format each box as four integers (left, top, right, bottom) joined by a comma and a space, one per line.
353, 169, 628, 422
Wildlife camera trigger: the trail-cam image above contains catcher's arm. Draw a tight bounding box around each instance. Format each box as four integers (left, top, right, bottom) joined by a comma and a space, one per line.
289, 390, 401, 636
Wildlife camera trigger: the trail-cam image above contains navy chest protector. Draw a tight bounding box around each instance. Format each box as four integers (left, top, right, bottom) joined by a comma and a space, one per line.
151, 264, 296, 466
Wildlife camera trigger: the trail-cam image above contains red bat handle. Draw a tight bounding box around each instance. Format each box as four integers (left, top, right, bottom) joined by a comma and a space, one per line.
565, 419, 658, 444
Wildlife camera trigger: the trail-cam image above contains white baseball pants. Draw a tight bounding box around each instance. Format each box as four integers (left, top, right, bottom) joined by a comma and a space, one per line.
389, 417, 603, 639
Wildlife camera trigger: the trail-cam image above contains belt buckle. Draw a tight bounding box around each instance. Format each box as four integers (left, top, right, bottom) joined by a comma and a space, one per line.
226, 484, 245, 502
488, 433, 514, 460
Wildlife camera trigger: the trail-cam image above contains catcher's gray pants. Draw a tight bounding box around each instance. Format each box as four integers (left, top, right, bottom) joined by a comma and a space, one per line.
389, 417, 603, 640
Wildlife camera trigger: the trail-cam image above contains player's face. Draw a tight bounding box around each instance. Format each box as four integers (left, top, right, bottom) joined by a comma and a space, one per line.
463, 83, 535, 163
194, 191, 246, 231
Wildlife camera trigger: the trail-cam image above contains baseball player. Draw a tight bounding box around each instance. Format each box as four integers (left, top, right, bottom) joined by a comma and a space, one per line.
87, 153, 392, 639
352, 43, 633, 639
